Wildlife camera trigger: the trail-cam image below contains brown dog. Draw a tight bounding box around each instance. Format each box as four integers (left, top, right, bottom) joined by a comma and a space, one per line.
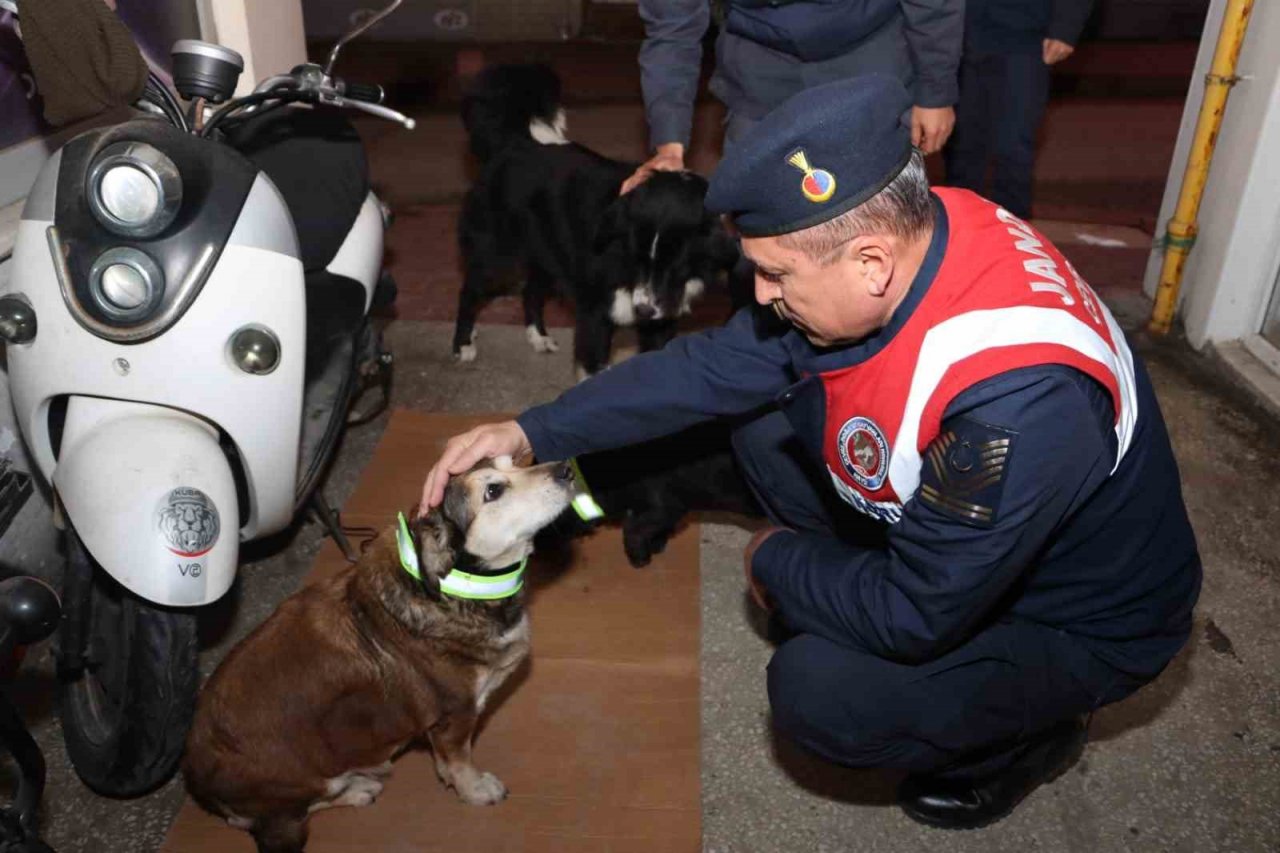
183, 457, 576, 852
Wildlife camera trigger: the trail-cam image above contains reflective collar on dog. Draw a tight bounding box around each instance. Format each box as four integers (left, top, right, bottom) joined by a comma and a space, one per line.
438, 562, 527, 600
397, 512, 527, 600
568, 458, 605, 521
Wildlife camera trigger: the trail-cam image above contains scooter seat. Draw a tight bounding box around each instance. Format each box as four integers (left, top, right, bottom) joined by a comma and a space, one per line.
225, 108, 369, 273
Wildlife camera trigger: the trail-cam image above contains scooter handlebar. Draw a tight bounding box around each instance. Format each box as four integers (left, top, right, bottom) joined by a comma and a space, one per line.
340, 81, 385, 105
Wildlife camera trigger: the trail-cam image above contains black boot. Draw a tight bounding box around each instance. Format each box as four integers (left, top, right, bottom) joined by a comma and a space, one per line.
898, 717, 1087, 830
765, 610, 799, 645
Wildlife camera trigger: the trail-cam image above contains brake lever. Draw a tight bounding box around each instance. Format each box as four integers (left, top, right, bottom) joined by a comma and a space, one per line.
320, 92, 415, 130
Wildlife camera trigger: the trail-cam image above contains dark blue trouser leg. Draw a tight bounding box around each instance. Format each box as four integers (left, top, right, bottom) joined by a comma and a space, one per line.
944, 52, 995, 196
945, 49, 1051, 220
766, 619, 1141, 779
987, 51, 1051, 220
731, 412, 1142, 779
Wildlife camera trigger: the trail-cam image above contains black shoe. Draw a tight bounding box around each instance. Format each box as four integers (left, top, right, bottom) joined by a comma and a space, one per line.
898, 717, 1087, 830
765, 610, 799, 645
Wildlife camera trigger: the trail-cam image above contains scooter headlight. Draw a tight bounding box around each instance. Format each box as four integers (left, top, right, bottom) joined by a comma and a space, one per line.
89, 248, 165, 321
86, 142, 183, 238
228, 326, 281, 375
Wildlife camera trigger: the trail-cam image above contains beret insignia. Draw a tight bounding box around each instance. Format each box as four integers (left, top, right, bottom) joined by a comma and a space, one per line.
787, 149, 837, 204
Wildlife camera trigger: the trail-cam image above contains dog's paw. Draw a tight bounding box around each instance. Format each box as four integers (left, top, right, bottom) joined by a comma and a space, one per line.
345, 787, 379, 808
525, 325, 560, 353
456, 344, 478, 363
457, 771, 508, 806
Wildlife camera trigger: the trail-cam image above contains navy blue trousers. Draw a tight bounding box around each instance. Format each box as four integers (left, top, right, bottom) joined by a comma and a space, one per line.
944, 48, 1051, 220
731, 413, 1143, 779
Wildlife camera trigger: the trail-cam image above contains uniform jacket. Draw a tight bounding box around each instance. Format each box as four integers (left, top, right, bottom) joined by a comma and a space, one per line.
638, 0, 962, 149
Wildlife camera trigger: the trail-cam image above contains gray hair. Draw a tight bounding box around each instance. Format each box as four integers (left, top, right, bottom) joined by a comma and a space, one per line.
777, 149, 934, 264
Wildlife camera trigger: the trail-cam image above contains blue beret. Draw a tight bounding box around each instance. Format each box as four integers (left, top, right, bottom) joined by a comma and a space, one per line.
705, 74, 913, 237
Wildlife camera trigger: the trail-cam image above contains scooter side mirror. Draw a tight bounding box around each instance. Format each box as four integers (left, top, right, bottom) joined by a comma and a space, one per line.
0, 577, 60, 648
323, 0, 403, 77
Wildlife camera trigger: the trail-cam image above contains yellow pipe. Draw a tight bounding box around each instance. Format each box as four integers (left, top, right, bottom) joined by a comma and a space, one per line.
1149, 0, 1256, 335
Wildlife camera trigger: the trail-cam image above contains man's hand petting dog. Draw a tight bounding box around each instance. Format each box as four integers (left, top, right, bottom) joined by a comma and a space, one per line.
743, 526, 788, 612
423, 420, 532, 510
620, 142, 685, 195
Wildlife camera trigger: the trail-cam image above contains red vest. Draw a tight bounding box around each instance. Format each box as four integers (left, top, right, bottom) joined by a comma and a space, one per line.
820, 188, 1138, 524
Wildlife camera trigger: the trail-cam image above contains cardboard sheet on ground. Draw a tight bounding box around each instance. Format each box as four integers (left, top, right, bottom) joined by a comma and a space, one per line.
163, 411, 700, 853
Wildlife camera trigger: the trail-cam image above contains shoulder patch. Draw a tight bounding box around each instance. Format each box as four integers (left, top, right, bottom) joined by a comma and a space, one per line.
917, 416, 1017, 528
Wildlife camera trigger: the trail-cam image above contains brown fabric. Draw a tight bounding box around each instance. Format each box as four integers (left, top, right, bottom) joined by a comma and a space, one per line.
15, 0, 147, 126
162, 411, 702, 853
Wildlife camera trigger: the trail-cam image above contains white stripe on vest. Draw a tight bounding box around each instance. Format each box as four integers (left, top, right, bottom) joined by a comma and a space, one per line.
887, 305, 1139, 504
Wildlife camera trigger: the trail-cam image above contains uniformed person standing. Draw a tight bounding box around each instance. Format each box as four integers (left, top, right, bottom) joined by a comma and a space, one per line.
422, 75, 1201, 828
620, 0, 963, 192
945, 0, 1098, 219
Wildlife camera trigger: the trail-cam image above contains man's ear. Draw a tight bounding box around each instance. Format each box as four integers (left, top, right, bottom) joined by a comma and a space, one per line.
849, 236, 894, 298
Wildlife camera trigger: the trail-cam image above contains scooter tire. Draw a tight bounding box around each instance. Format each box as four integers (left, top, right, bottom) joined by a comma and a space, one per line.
55, 527, 198, 798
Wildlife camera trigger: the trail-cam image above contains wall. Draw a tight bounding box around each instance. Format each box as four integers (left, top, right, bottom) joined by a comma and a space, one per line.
196, 0, 306, 94
1143, 0, 1280, 350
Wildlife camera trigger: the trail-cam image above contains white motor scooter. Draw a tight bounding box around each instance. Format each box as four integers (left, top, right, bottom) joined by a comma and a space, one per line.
0, 0, 412, 796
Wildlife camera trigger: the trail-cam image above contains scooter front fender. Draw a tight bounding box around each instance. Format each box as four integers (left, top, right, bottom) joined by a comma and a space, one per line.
53, 397, 239, 607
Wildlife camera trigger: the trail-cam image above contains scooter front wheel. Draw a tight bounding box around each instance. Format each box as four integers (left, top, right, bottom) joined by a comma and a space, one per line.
55, 527, 197, 797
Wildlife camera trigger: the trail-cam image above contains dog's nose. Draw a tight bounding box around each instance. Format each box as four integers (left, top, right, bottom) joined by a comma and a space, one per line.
634, 303, 657, 321
554, 462, 574, 482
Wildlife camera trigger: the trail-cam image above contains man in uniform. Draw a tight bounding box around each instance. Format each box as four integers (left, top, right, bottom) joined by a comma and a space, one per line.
423, 75, 1201, 828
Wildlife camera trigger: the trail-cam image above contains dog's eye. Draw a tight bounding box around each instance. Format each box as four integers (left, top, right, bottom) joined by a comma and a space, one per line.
483, 482, 505, 503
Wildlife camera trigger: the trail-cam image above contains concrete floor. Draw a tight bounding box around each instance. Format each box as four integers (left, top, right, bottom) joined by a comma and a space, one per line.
5, 310, 1277, 853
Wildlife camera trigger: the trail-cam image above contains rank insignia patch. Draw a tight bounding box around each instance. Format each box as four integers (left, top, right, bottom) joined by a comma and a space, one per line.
918, 417, 1017, 527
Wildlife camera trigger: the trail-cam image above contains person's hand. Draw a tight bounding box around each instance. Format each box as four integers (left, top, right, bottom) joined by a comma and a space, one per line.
620, 142, 685, 195
1043, 38, 1075, 65
911, 106, 955, 155
420, 420, 532, 511
743, 525, 788, 612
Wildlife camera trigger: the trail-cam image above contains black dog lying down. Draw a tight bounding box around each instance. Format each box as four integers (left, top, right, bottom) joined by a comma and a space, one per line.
543, 421, 763, 567
455, 63, 741, 377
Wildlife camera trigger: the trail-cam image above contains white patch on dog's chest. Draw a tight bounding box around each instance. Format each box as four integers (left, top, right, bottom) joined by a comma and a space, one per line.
679, 278, 704, 316
610, 288, 636, 326
529, 108, 569, 145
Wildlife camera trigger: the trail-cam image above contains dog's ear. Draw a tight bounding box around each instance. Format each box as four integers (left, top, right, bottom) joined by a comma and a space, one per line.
593, 192, 632, 254
409, 506, 459, 596
707, 219, 742, 271
440, 477, 474, 535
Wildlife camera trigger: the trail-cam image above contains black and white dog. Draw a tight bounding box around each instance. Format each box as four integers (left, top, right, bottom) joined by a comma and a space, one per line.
454, 64, 740, 377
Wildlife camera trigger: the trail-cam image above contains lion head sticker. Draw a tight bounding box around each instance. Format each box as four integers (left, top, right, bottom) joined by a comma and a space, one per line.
156, 487, 221, 558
